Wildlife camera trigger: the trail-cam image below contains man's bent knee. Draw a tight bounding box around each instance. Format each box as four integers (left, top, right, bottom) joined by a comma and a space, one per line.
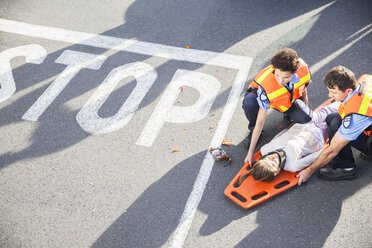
326, 112, 342, 127
286, 99, 312, 124
242, 92, 258, 110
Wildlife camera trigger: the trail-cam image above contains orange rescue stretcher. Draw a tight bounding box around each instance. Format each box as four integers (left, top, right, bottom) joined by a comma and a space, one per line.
225, 99, 334, 209
224, 151, 300, 209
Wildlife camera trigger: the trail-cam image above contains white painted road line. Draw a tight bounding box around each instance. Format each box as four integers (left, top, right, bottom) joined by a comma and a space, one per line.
23, 50, 107, 121
136, 69, 221, 147
167, 66, 252, 248
0, 18, 253, 248
0, 44, 47, 104
77, 62, 157, 134
0, 18, 251, 69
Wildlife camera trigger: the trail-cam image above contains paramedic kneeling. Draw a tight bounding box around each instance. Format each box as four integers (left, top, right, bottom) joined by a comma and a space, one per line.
297, 66, 372, 185
243, 48, 312, 165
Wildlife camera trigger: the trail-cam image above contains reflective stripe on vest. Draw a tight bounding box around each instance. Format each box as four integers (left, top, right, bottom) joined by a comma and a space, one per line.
276, 105, 289, 112
358, 82, 372, 116
248, 61, 310, 112
267, 73, 310, 101
255, 66, 275, 84
267, 87, 287, 101
294, 72, 311, 89
338, 74, 372, 119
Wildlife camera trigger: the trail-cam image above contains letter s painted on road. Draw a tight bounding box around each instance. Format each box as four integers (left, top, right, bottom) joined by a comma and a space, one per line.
0, 44, 47, 103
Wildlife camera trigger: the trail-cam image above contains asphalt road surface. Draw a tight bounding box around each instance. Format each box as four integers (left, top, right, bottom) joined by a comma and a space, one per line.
0, 1, 371, 247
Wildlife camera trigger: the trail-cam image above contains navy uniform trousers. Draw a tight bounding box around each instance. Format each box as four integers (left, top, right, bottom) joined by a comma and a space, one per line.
326, 112, 371, 169
242, 90, 313, 132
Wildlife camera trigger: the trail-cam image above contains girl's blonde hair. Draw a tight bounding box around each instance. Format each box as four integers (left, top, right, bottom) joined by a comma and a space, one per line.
248, 159, 279, 182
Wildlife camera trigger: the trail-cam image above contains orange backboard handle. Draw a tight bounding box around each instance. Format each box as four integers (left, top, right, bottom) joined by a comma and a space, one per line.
224, 151, 298, 208
224, 99, 334, 208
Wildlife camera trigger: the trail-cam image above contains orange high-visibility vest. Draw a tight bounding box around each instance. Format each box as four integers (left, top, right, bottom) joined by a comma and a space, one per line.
338, 74, 372, 119
248, 59, 311, 112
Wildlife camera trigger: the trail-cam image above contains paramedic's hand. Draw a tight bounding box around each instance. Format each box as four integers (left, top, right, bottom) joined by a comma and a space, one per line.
296, 167, 313, 186
244, 150, 254, 165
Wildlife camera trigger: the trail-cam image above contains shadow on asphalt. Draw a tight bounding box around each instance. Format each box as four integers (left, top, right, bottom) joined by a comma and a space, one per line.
1, 0, 371, 170
200, 144, 372, 248
0, 0, 344, 169
0, 0, 371, 247
91, 139, 372, 247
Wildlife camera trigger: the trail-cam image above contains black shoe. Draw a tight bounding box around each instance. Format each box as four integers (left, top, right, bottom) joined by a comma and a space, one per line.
243, 132, 252, 149
318, 166, 357, 181
360, 152, 372, 161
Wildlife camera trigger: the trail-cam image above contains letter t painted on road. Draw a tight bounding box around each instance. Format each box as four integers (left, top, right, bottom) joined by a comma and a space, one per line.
22, 50, 106, 121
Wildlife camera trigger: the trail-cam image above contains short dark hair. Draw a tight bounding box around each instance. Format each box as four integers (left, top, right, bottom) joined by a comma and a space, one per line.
271, 48, 299, 74
324, 66, 357, 91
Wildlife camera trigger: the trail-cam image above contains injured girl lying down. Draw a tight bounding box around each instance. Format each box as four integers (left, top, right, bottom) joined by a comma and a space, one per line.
240, 101, 340, 183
